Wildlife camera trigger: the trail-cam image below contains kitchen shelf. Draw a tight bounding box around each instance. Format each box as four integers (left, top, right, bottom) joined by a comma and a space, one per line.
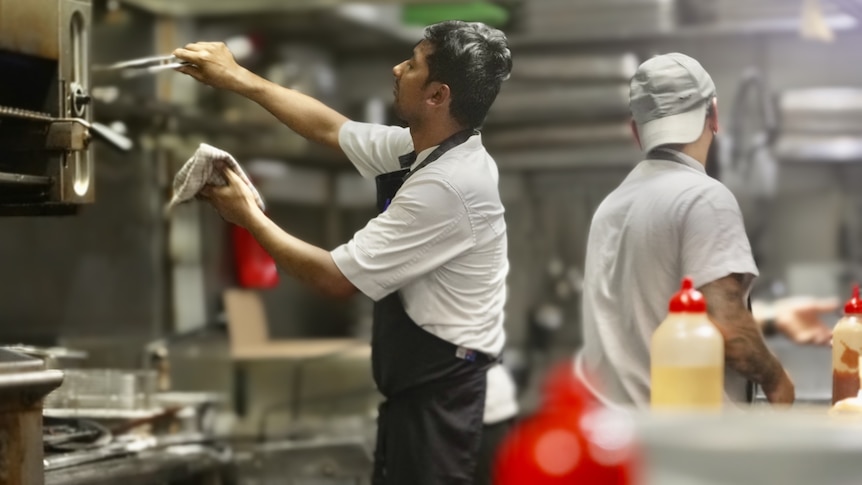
119, 0, 470, 17
494, 144, 642, 172
509, 14, 859, 51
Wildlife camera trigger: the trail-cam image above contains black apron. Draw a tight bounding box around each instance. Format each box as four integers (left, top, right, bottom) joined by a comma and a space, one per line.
649, 148, 756, 403
371, 129, 497, 485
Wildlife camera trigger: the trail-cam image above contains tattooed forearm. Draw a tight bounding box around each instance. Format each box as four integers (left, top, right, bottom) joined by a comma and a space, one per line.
699, 274, 783, 387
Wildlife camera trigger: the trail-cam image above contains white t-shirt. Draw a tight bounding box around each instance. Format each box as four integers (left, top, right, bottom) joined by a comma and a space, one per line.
332, 121, 517, 423
580, 148, 759, 407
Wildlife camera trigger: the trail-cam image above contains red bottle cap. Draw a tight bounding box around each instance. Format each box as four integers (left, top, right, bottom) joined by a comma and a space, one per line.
845, 284, 862, 315
669, 277, 707, 313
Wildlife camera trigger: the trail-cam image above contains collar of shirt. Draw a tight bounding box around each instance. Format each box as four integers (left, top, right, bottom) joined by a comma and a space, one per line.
653, 148, 706, 174
411, 144, 440, 171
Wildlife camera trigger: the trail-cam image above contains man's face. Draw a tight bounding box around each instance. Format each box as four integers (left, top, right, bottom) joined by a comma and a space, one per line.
392, 40, 434, 124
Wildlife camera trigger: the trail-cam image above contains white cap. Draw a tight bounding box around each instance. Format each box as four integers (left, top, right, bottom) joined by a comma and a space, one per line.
629, 53, 717, 154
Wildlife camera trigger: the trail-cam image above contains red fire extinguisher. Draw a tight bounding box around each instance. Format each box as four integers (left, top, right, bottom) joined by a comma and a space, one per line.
231, 222, 279, 289
494, 360, 639, 485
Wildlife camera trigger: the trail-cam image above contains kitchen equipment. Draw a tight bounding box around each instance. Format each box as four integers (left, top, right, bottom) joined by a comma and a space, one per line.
92, 54, 190, 79
42, 433, 214, 472
43, 369, 156, 413
832, 284, 862, 404
43, 416, 112, 453
774, 88, 862, 163
0, 348, 64, 485
487, 84, 631, 125
234, 437, 373, 484
0, 0, 131, 215
510, 53, 639, 83
522, 0, 677, 38
651, 278, 724, 410
152, 392, 224, 435
2, 346, 88, 370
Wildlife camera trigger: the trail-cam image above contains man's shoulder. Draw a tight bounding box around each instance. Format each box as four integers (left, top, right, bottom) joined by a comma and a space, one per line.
340, 121, 412, 148
677, 176, 740, 210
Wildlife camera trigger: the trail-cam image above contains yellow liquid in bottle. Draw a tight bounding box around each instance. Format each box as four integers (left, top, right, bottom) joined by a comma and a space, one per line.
651, 365, 723, 411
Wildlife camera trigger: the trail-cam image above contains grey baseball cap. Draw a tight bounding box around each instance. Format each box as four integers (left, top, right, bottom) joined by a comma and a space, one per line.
629, 53, 717, 153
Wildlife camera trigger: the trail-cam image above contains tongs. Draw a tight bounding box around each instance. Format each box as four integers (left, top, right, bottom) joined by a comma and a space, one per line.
93, 54, 192, 78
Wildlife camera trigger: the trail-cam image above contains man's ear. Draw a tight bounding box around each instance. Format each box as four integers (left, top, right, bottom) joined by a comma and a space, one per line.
709, 97, 720, 134
630, 119, 642, 149
427, 82, 451, 108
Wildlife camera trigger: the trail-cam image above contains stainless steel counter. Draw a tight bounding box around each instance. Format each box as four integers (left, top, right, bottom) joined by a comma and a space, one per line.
756, 336, 833, 405
45, 445, 231, 485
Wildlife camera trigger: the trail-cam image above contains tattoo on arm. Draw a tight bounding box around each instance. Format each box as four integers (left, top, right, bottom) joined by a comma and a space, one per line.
699, 274, 781, 387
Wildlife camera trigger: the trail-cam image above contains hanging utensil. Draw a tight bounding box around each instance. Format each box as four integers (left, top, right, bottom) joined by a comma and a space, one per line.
93, 54, 192, 78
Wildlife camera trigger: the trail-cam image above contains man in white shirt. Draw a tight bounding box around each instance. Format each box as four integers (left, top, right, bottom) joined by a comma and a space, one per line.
174, 20, 513, 485
579, 53, 795, 407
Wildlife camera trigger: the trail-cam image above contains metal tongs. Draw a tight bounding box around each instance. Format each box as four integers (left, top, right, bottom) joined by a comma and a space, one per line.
93, 54, 192, 79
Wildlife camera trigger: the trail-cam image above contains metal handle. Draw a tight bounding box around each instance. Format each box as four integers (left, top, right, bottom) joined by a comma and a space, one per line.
86, 121, 133, 152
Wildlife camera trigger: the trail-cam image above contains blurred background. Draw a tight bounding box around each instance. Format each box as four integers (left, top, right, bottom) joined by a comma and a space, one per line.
3, 0, 862, 483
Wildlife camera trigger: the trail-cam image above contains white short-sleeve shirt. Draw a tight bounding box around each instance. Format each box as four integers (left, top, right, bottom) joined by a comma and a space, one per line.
580, 148, 759, 407
331, 121, 509, 358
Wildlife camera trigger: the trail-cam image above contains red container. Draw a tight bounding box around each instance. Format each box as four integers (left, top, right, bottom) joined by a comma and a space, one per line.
231, 223, 279, 289
494, 360, 638, 485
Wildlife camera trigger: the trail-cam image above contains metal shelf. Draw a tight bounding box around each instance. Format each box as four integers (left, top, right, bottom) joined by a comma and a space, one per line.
119, 0, 462, 17
509, 14, 859, 51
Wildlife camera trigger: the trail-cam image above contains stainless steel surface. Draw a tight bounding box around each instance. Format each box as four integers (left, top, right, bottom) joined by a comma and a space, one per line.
775, 135, 862, 162
494, 145, 642, 171
45, 444, 228, 485
44, 369, 156, 412
43, 409, 167, 421
779, 88, 862, 135
93, 54, 190, 78
485, 122, 633, 151
0, 0, 97, 212
512, 53, 639, 82
0, 348, 64, 485
0, 172, 52, 186
0, 0, 60, 59
488, 85, 631, 125
509, 12, 856, 48
680, 0, 844, 24
118, 0, 475, 16
523, 0, 677, 37
152, 392, 224, 435
637, 411, 862, 485
0, 370, 65, 391
0, 105, 132, 152
235, 437, 373, 484
773, 88, 862, 162
0, 106, 56, 123
43, 433, 216, 471
759, 338, 833, 403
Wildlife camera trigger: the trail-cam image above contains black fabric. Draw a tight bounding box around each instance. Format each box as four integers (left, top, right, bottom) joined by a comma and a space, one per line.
372, 292, 495, 397
371, 308, 489, 484
376, 129, 477, 213
370, 128, 494, 484
375, 169, 409, 213
473, 418, 515, 485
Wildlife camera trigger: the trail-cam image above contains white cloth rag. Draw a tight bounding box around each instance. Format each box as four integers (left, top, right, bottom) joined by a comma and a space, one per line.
167, 143, 265, 213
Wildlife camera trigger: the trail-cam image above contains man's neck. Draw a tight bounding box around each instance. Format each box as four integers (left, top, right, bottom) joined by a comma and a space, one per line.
409, 118, 468, 154
677, 144, 708, 167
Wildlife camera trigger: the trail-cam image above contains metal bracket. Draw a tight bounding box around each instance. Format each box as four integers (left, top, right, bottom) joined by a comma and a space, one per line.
46, 121, 90, 151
